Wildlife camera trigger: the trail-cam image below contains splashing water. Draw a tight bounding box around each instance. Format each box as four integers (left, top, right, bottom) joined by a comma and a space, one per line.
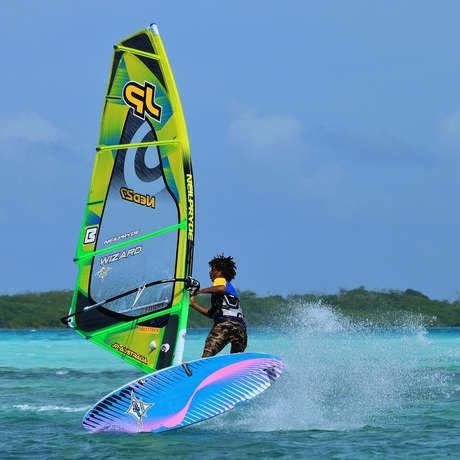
201, 299, 454, 432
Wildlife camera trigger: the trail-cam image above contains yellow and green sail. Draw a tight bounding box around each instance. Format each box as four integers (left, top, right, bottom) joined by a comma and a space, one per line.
64, 24, 194, 374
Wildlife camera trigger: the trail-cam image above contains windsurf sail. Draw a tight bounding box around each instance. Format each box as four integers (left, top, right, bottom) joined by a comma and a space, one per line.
62, 24, 195, 374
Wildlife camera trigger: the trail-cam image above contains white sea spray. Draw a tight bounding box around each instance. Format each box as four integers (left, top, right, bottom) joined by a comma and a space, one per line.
208, 299, 455, 432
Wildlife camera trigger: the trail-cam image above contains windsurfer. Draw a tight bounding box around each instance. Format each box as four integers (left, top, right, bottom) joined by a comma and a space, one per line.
189, 254, 247, 358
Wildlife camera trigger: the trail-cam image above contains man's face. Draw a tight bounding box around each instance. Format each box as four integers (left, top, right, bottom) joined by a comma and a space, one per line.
209, 266, 223, 281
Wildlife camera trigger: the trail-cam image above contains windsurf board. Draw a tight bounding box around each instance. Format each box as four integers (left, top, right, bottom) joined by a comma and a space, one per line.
82, 352, 284, 433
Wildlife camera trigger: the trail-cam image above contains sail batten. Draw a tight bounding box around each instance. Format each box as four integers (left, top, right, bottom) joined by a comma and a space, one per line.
64, 24, 194, 374
74, 220, 187, 262
97, 139, 181, 152
114, 44, 163, 60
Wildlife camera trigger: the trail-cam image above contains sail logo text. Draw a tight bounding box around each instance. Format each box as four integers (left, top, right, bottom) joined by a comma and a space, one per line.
123, 81, 162, 122
187, 174, 194, 241
120, 187, 155, 208
84, 226, 99, 245
104, 229, 140, 245
137, 326, 160, 334
99, 246, 142, 265
112, 342, 148, 365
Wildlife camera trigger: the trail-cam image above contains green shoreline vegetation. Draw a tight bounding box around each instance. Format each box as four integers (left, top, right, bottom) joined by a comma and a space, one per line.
1, 287, 459, 329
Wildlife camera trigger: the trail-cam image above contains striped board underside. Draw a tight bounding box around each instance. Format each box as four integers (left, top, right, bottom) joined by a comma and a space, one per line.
82, 352, 284, 433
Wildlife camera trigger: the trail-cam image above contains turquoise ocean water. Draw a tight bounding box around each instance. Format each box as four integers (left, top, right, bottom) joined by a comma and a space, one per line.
1, 302, 459, 459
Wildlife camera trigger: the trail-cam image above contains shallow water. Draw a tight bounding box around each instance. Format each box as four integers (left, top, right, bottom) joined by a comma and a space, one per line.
1, 303, 459, 459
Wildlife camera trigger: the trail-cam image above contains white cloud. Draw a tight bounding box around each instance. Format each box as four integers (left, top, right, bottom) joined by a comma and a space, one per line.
436, 109, 460, 155
228, 104, 308, 162
0, 111, 66, 146
310, 125, 437, 167
226, 104, 347, 202
300, 163, 345, 198
0, 111, 83, 223
225, 105, 449, 223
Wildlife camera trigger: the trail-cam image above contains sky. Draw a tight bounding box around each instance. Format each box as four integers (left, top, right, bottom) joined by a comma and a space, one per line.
1, 1, 460, 301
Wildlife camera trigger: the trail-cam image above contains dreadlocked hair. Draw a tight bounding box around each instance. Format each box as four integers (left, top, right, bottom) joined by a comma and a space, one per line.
208, 253, 237, 281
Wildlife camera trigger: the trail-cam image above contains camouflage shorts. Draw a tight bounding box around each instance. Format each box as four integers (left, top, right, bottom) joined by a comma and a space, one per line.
204, 320, 248, 356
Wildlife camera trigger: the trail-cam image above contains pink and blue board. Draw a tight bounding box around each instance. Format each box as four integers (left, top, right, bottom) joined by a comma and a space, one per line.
82, 352, 284, 433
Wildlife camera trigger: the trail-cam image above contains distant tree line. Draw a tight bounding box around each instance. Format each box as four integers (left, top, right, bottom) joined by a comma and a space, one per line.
0, 287, 459, 329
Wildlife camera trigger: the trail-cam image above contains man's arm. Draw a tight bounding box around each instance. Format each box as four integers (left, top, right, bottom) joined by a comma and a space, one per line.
195, 284, 226, 295
190, 296, 212, 317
